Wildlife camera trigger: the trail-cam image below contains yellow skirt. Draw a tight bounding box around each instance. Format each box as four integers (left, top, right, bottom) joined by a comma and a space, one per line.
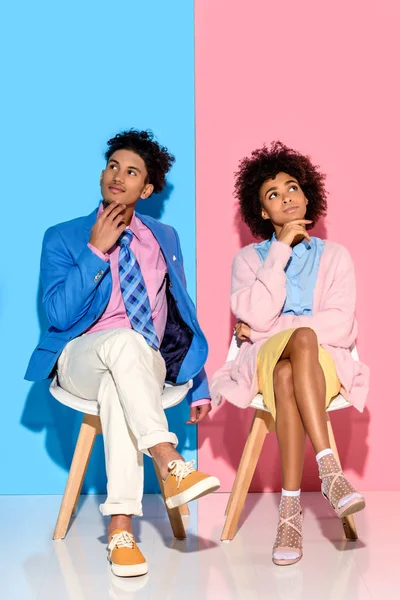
257, 328, 341, 420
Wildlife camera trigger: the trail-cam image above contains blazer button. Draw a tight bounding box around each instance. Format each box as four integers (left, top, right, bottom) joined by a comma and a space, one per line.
94, 270, 104, 283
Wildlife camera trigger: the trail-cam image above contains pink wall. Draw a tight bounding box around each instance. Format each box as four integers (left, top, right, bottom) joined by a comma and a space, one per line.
195, 0, 400, 491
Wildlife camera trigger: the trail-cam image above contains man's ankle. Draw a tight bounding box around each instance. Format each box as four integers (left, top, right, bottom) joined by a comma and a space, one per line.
149, 443, 183, 480
108, 514, 133, 535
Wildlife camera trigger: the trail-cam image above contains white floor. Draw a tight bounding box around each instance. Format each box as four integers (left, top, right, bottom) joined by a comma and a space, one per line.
0, 492, 398, 600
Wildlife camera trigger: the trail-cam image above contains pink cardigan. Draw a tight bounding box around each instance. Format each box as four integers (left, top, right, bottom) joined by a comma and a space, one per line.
210, 240, 369, 412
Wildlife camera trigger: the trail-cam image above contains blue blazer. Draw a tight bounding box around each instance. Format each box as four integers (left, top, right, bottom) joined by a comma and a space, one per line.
25, 208, 210, 403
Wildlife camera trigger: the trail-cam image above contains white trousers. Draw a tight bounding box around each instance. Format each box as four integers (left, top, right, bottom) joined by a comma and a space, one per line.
57, 328, 178, 517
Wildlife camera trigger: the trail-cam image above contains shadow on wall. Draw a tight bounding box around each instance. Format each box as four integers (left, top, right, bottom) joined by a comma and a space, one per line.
136, 183, 173, 221
204, 209, 370, 492
20, 184, 196, 494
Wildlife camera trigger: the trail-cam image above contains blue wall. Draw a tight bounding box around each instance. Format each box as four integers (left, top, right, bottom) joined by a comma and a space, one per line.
0, 1, 196, 494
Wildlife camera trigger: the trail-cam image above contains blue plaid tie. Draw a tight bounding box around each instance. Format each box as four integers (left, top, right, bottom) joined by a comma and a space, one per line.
118, 229, 159, 351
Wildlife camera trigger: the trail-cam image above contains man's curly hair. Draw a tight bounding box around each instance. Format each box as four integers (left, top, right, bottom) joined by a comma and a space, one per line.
105, 129, 175, 194
235, 141, 327, 239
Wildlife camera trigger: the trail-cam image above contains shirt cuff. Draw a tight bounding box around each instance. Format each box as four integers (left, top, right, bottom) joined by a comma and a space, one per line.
191, 398, 211, 407
87, 243, 110, 262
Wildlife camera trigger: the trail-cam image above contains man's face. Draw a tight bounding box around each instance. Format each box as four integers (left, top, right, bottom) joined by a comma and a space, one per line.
100, 149, 153, 207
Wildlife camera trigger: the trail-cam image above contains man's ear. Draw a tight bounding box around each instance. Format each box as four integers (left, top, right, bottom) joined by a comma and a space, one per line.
141, 183, 154, 200
100, 170, 104, 186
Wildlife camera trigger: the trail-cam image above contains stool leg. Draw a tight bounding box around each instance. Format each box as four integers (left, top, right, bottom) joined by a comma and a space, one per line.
153, 461, 186, 540
72, 417, 102, 515
225, 412, 275, 517
53, 414, 101, 540
71, 460, 90, 516
327, 415, 358, 541
179, 504, 190, 516
221, 410, 274, 541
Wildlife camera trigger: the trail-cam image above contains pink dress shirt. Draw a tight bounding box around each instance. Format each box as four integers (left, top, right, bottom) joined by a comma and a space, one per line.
87, 210, 168, 342
87, 207, 209, 407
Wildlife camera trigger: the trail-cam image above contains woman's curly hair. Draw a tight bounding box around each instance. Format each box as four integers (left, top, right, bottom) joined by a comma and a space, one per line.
235, 141, 327, 239
105, 129, 175, 194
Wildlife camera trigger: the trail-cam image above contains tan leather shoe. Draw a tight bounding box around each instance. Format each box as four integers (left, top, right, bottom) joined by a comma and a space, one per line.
107, 529, 148, 577
163, 459, 220, 509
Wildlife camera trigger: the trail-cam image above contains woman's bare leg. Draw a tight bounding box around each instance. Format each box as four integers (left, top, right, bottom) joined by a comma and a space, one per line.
275, 328, 365, 520
281, 328, 329, 454
273, 360, 306, 490
272, 360, 304, 564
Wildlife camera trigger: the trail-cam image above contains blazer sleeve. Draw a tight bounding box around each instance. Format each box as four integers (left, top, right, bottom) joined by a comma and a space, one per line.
40, 227, 110, 331
186, 368, 211, 404
249, 245, 358, 348
231, 241, 292, 331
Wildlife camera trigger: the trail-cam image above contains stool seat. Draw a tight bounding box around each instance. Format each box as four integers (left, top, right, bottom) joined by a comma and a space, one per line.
49, 376, 193, 415
250, 391, 350, 412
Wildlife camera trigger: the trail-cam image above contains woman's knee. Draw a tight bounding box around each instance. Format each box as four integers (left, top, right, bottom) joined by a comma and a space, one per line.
290, 327, 318, 351
273, 360, 294, 392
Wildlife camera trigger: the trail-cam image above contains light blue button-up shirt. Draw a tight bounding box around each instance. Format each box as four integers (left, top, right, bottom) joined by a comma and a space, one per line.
254, 235, 325, 316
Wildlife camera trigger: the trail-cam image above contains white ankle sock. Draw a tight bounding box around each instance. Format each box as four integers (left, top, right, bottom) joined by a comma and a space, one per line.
282, 488, 301, 497
316, 448, 333, 462
273, 490, 302, 562
317, 450, 363, 510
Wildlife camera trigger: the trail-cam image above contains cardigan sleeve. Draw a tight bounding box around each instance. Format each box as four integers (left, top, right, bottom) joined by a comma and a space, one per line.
230, 241, 292, 331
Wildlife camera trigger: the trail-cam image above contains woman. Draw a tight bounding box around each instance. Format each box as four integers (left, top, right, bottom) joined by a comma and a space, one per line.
211, 142, 369, 566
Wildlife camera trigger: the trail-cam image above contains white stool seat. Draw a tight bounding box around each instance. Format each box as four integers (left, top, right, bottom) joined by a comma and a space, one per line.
249, 390, 350, 412
49, 376, 193, 416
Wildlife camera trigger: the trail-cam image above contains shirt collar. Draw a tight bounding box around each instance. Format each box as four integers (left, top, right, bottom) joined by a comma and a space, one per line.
129, 212, 142, 242
97, 201, 142, 242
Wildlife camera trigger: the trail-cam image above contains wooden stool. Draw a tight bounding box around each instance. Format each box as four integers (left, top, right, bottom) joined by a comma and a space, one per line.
221, 411, 357, 541
53, 413, 189, 541
221, 336, 360, 543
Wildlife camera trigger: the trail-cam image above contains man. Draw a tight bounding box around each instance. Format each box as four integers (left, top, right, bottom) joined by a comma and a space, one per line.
25, 129, 220, 577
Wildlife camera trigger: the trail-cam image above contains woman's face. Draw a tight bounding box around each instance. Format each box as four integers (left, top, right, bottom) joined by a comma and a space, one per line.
259, 171, 308, 227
